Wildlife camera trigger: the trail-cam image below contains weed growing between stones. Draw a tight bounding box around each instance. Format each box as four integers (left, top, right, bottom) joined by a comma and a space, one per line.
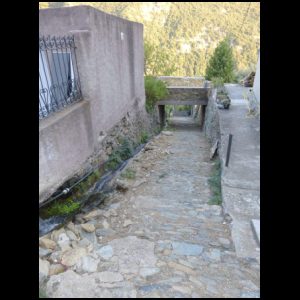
121, 168, 136, 179
208, 158, 222, 205
105, 138, 134, 171
41, 197, 80, 218
40, 169, 103, 218
140, 130, 149, 144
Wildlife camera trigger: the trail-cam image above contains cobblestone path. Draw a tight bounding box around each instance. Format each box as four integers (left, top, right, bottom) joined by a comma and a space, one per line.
40, 117, 260, 298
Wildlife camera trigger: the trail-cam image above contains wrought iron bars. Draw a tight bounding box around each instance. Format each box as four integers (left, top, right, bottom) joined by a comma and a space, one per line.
39, 35, 82, 119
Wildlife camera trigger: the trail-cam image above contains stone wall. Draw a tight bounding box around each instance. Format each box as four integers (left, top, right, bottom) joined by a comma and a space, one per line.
204, 89, 221, 147
39, 6, 147, 203
158, 76, 205, 87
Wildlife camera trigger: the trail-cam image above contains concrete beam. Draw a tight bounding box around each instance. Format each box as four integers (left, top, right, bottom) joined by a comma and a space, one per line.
156, 99, 208, 106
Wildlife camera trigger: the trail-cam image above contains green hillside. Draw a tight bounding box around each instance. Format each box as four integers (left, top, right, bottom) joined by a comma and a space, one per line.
39, 2, 260, 77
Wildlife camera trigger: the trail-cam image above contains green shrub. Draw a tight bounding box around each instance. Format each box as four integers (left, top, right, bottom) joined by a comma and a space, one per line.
205, 38, 235, 83
144, 76, 168, 113
177, 105, 191, 111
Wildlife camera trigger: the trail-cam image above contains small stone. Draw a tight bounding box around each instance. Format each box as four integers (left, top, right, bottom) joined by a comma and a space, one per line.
168, 261, 196, 275
66, 230, 78, 241
103, 211, 111, 218
49, 264, 65, 276
132, 179, 147, 188
145, 145, 156, 151
57, 233, 70, 251
48, 251, 63, 264
96, 228, 116, 237
97, 271, 124, 283
224, 213, 233, 223
171, 242, 203, 256
156, 261, 167, 267
172, 285, 191, 294
102, 220, 110, 229
39, 238, 57, 250
81, 223, 95, 233
218, 237, 231, 248
77, 255, 99, 273
163, 249, 172, 255
189, 276, 205, 288
39, 258, 50, 283
97, 245, 114, 260
123, 219, 133, 227
161, 131, 173, 136
206, 249, 221, 261
50, 228, 65, 242
139, 267, 160, 278
82, 209, 103, 221
61, 248, 87, 267
39, 247, 52, 258
78, 238, 91, 248
116, 180, 129, 192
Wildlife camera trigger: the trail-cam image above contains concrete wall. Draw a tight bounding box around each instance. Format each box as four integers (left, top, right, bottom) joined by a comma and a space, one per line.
39, 6, 146, 203
253, 51, 260, 102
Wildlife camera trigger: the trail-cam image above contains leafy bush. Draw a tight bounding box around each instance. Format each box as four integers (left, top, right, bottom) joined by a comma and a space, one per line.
144, 76, 169, 113
177, 105, 191, 111
205, 38, 235, 83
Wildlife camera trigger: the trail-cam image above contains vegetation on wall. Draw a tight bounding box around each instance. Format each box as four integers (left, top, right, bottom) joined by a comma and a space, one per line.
39, 2, 260, 78
144, 76, 168, 113
208, 158, 222, 205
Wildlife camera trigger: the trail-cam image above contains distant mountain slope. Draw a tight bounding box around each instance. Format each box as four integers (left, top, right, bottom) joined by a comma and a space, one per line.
39, 2, 260, 77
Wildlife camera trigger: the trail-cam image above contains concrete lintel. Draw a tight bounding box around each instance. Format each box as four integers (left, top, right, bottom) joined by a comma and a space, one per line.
157, 99, 208, 106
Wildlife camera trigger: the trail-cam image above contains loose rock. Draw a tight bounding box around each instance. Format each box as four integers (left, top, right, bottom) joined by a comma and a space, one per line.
81, 223, 95, 233
39, 258, 50, 283
39, 238, 56, 250
49, 264, 65, 276
61, 248, 87, 267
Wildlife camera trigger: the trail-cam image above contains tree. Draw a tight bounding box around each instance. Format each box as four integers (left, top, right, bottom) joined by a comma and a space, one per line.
205, 37, 235, 82
144, 40, 177, 76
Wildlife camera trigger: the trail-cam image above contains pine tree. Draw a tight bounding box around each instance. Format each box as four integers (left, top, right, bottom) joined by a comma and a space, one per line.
205, 38, 235, 82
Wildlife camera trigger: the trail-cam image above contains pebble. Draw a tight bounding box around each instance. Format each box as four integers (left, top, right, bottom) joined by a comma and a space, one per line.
81, 223, 95, 233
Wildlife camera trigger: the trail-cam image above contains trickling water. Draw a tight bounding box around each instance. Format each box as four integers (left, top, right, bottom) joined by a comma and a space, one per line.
39, 143, 146, 237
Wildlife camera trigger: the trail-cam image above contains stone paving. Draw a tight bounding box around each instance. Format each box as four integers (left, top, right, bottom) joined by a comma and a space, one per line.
39, 117, 260, 298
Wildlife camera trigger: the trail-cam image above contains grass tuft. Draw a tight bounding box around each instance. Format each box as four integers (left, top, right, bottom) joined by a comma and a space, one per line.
208, 158, 222, 205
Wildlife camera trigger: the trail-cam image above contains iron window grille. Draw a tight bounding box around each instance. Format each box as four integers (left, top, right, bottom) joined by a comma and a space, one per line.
39, 35, 82, 119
